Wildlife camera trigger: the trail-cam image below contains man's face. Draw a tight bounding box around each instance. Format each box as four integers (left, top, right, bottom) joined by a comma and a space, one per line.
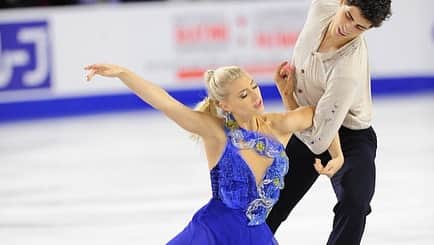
331, 1, 373, 40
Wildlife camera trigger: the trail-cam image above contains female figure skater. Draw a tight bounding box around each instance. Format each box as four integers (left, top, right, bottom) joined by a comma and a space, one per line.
84, 62, 343, 244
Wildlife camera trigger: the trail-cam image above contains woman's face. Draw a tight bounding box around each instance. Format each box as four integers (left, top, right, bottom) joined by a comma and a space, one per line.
219, 73, 264, 118
330, 1, 373, 41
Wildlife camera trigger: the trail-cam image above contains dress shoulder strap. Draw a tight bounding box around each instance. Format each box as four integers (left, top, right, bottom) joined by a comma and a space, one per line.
223, 113, 284, 158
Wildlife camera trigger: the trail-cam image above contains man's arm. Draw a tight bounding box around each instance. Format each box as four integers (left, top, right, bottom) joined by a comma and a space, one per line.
296, 74, 358, 154
274, 62, 346, 162
328, 134, 343, 160
314, 134, 344, 178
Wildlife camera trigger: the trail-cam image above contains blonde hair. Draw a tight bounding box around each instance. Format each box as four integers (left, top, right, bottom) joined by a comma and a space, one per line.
191, 66, 245, 141
195, 66, 245, 117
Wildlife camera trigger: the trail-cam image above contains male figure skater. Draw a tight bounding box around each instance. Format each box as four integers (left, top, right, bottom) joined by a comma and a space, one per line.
267, 0, 392, 244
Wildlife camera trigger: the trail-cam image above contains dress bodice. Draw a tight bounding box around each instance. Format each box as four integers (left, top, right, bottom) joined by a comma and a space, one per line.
210, 114, 289, 226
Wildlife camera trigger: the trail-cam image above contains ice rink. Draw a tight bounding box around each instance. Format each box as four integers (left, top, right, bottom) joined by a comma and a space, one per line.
1, 94, 433, 245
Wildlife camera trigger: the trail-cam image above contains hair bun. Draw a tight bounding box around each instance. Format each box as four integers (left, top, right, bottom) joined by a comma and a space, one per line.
204, 69, 215, 84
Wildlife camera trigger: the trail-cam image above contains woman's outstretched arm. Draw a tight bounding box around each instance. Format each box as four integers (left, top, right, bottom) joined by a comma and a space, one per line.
85, 64, 221, 138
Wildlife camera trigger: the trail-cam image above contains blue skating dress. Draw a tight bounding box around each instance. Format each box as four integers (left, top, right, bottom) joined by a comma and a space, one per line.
167, 114, 289, 245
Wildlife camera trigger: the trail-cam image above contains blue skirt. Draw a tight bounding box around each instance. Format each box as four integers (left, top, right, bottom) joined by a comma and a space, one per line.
167, 198, 278, 245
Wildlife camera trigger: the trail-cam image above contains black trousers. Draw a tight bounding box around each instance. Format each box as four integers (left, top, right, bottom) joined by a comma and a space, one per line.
266, 126, 377, 245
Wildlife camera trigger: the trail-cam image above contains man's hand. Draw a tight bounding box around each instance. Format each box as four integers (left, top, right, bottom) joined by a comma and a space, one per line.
313, 157, 344, 178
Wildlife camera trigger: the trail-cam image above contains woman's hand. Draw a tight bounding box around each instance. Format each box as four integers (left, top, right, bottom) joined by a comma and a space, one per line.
275, 61, 299, 110
84, 64, 125, 81
313, 156, 344, 178
274, 61, 296, 95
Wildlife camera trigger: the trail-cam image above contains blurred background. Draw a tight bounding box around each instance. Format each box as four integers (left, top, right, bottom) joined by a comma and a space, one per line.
0, 0, 433, 244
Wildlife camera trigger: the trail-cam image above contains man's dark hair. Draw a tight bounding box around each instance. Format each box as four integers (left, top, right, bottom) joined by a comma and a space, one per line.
347, 0, 392, 27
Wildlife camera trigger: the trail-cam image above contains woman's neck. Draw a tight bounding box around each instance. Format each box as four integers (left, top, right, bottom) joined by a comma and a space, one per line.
232, 113, 258, 131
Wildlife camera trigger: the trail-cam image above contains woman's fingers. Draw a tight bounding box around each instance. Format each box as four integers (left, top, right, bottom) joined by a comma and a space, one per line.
275, 62, 295, 78
324, 162, 334, 173
85, 68, 96, 81
313, 158, 324, 174
279, 63, 296, 80
276, 61, 289, 77
85, 64, 108, 81
84, 64, 120, 81
282, 64, 291, 79
323, 167, 335, 178
84, 64, 99, 70
314, 158, 337, 177
278, 61, 288, 70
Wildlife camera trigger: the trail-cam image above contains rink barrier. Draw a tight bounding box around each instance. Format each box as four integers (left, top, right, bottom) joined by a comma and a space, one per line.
0, 76, 433, 123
